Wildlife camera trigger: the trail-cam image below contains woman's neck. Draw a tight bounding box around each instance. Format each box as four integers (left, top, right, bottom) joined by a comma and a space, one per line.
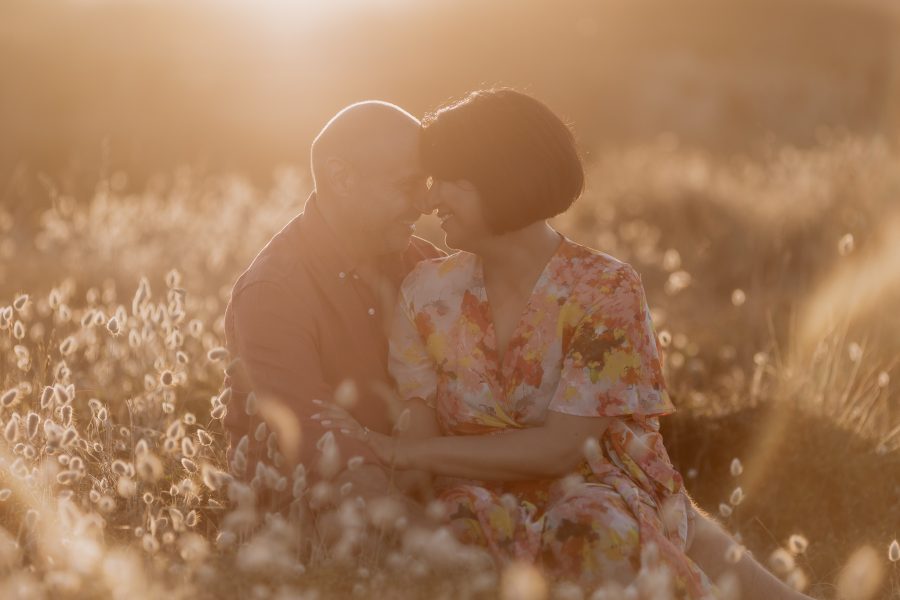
476, 221, 562, 285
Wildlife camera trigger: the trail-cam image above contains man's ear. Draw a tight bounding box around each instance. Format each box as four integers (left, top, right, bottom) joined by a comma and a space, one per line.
324, 156, 356, 198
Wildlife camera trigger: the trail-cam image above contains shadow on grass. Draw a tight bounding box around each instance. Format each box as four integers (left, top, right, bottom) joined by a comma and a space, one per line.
663, 402, 900, 597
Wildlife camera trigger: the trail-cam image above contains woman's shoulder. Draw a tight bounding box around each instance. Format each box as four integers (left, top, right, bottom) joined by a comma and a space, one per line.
399, 250, 477, 302
560, 237, 640, 279
559, 238, 645, 305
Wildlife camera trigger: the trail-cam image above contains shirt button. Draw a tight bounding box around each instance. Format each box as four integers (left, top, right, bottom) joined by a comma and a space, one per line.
367, 308, 376, 316
338, 272, 346, 279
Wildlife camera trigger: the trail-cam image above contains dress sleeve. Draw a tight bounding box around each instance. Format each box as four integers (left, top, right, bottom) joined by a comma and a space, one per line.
547, 265, 675, 418
388, 277, 439, 409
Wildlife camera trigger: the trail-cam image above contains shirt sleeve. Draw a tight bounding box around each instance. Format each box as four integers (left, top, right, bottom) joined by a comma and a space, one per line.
387, 280, 439, 409
547, 265, 675, 418
225, 281, 379, 471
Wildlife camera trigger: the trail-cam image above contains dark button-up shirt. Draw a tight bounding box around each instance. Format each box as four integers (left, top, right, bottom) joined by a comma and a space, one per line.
223, 191, 444, 474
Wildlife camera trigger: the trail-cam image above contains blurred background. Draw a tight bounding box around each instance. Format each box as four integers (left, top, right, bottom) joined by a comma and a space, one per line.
2, 0, 899, 196
1, 0, 899, 596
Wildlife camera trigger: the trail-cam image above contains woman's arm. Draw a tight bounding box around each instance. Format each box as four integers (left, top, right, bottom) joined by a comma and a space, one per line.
315, 401, 609, 481
390, 398, 441, 499
407, 410, 608, 480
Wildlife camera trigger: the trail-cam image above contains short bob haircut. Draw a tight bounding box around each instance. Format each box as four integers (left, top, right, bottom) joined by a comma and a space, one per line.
420, 88, 584, 234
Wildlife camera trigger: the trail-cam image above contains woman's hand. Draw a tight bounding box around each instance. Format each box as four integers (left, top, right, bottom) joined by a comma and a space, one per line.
311, 399, 413, 469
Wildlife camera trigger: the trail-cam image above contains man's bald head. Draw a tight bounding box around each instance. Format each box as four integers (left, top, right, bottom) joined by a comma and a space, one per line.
308, 100, 430, 256
310, 101, 421, 194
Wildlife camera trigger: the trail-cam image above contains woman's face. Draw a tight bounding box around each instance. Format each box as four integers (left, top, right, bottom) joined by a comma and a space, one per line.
427, 178, 493, 251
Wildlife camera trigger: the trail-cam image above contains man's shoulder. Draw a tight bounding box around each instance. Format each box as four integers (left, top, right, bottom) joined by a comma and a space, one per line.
224, 215, 315, 347
232, 213, 312, 297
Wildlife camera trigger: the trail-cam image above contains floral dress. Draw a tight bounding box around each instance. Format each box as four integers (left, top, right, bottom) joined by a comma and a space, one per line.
388, 234, 715, 597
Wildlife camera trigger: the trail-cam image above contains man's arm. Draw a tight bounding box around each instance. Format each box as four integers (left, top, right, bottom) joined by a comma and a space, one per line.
225, 281, 379, 476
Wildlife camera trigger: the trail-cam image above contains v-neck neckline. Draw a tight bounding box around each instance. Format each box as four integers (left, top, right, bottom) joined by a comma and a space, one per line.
474, 232, 567, 379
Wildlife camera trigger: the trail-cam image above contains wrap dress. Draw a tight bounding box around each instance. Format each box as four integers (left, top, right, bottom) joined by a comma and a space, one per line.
388, 235, 715, 597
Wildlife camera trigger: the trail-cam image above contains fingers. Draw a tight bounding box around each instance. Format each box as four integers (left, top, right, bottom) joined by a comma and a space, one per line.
310, 400, 358, 428
313, 411, 367, 441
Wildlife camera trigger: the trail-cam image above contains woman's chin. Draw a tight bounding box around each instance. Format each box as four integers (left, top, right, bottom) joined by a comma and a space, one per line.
441, 221, 465, 251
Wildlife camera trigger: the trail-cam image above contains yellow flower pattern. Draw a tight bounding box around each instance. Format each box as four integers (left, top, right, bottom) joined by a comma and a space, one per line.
388, 236, 714, 596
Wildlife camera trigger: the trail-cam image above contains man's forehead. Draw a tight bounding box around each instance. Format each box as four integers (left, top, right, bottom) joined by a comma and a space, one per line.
360, 134, 423, 175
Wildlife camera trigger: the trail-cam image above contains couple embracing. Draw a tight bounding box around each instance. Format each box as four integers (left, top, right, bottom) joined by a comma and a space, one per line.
223, 88, 810, 599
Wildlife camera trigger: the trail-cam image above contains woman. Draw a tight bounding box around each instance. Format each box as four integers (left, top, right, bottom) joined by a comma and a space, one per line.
316, 88, 810, 599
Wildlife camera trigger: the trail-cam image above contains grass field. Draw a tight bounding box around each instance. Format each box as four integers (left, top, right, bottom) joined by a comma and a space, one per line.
0, 135, 898, 598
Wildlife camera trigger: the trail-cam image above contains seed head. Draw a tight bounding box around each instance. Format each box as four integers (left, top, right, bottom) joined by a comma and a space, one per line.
207, 347, 229, 362
184, 510, 200, 527
4, 417, 20, 443
196, 429, 213, 446
725, 544, 745, 564
13, 295, 29, 311
159, 370, 175, 387
181, 436, 197, 457
334, 379, 359, 408
26, 412, 39, 439
117, 477, 136, 498
61, 428, 78, 448
838, 233, 855, 256
1, 388, 18, 408
836, 545, 884, 600
166, 420, 185, 440
106, 317, 120, 335
165, 269, 182, 288
848, 342, 863, 363
785, 568, 809, 592
244, 392, 257, 415
788, 534, 809, 555
769, 548, 795, 575
59, 336, 78, 356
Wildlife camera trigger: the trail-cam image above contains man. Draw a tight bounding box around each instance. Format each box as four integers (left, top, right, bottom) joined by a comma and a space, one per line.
223, 101, 443, 507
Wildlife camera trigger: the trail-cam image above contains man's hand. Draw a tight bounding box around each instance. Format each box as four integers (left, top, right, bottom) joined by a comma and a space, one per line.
312, 399, 414, 469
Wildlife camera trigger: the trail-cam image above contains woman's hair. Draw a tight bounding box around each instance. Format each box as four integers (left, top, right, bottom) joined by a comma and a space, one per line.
420, 88, 584, 234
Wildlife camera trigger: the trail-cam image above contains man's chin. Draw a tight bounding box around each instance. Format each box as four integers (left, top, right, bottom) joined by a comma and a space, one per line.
380, 231, 414, 254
